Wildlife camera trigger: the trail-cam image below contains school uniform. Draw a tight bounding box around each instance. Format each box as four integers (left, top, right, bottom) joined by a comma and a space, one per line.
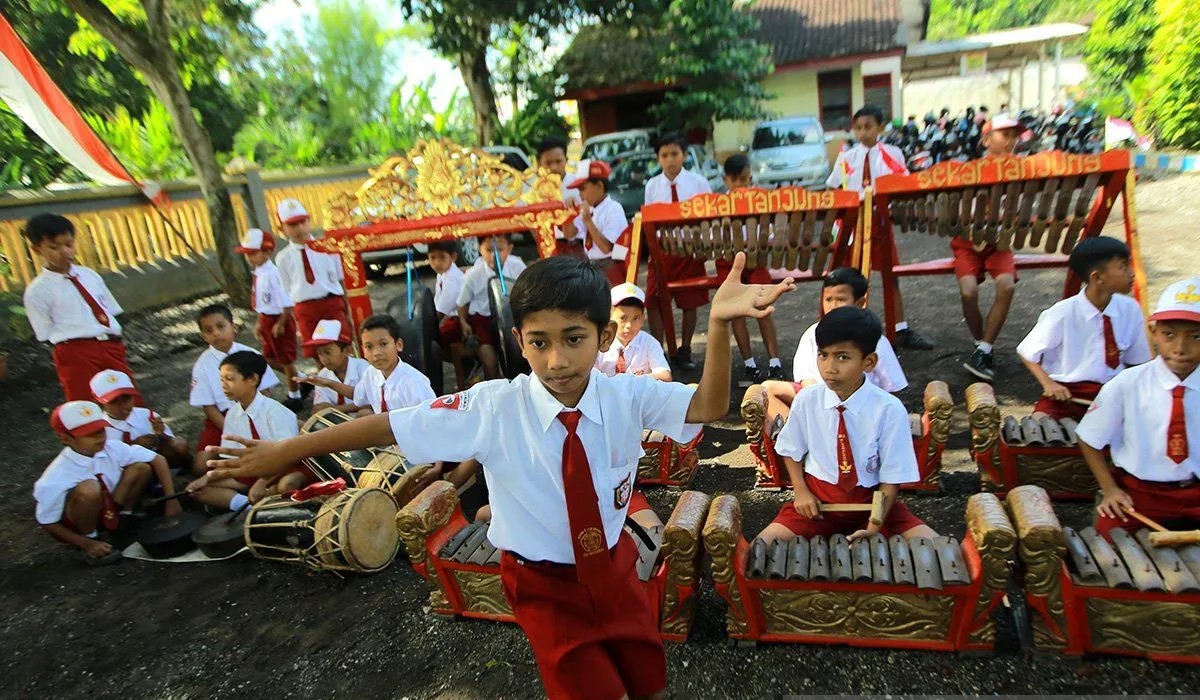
189, 343, 280, 452
791, 322, 908, 393
251, 260, 297, 365
644, 170, 711, 310
313, 356, 370, 408
434, 264, 468, 347
455, 257, 526, 346
386, 370, 701, 699
34, 441, 157, 533
220, 393, 300, 485
570, 195, 628, 284
555, 185, 587, 260
770, 379, 925, 538
595, 331, 670, 377
828, 142, 909, 273
276, 241, 348, 357
103, 406, 175, 445
352, 360, 436, 413
1076, 357, 1200, 537
24, 264, 136, 402
1017, 290, 1151, 419
948, 152, 1019, 283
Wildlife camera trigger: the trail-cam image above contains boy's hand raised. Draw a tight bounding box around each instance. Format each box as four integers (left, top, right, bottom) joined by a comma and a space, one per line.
709, 252, 795, 323
204, 436, 292, 482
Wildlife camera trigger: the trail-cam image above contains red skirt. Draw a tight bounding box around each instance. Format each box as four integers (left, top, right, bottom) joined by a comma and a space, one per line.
53, 337, 139, 404
1032, 381, 1103, 421
294, 296, 349, 358
770, 472, 925, 538
257, 313, 298, 364
1095, 470, 1200, 537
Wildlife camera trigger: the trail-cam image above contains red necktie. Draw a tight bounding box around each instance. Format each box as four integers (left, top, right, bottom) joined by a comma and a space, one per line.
1102, 315, 1120, 369
669, 183, 679, 203
301, 248, 316, 284
248, 416, 261, 440
557, 411, 610, 585
1168, 385, 1188, 464
836, 405, 857, 489
95, 473, 120, 531
862, 150, 873, 188
380, 387, 389, 412
66, 274, 110, 326
615, 347, 627, 374
122, 430, 132, 444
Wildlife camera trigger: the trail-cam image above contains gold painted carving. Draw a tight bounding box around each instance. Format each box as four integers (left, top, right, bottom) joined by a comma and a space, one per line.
965, 493, 1017, 646
1015, 455, 1098, 495
760, 589, 955, 640
966, 383, 1001, 481
703, 495, 750, 635
1006, 485, 1069, 649
1086, 599, 1200, 657
453, 570, 513, 617
922, 381, 953, 484
395, 481, 459, 568
741, 384, 768, 447
660, 491, 712, 636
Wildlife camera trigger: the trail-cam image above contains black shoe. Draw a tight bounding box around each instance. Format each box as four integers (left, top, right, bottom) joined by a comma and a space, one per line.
767, 365, 785, 381
283, 396, 304, 413
673, 347, 698, 372
896, 327, 935, 350
963, 348, 995, 382
299, 382, 314, 400
738, 365, 763, 388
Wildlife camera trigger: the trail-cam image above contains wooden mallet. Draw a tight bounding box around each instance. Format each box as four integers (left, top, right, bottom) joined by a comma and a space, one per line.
819, 491, 886, 524
1121, 505, 1200, 547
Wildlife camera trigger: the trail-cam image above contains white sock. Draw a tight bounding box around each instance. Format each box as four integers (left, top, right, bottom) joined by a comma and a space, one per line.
287, 390, 301, 399
769, 357, 782, 368
895, 321, 909, 332
85, 531, 98, 539
229, 494, 249, 511
977, 342, 994, 354
744, 358, 757, 369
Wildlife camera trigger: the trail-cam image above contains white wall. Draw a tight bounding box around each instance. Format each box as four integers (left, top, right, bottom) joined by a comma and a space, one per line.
902, 55, 1087, 118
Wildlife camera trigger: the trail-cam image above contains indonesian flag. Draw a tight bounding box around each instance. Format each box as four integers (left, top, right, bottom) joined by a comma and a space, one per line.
878, 145, 908, 175
0, 12, 162, 201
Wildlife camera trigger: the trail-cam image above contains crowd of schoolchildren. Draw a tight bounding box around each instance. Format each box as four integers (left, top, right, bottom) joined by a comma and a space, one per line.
21, 103, 1199, 700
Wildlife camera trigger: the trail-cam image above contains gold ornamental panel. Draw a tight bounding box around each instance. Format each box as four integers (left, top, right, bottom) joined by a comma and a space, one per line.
1086, 598, 1200, 657
453, 570, 512, 617
1015, 455, 1098, 495
760, 589, 955, 641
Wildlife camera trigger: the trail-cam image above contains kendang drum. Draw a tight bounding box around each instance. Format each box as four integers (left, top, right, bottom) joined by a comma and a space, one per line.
300, 408, 376, 482
356, 448, 436, 508
244, 482, 400, 574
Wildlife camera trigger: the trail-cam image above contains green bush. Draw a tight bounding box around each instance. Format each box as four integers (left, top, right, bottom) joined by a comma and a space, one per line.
1145, 0, 1200, 149
0, 256, 32, 344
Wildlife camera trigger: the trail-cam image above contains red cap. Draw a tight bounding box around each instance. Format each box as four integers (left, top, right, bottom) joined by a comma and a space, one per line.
234, 228, 275, 254
50, 401, 110, 437
566, 160, 612, 189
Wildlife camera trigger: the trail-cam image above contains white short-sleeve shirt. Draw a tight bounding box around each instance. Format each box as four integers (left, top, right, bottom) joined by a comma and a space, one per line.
596, 331, 670, 377
220, 393, 299, 453
1076, 357, 1200, 482
388, 371, 701, 563
643, 169, 712, 205
775, 379, 919, 488
570, 196, 628, 261
434, 265, 466, 317
792, 322, 908, 393
275, 241, 345, 302
353, 360, 436, 413
189, 342, 281, 413
826, 142, 909, 195
1016, 290, 1150, 384
24, 265, 123, 343
251, 260, 294, 315
456, 257, 527, 316
34, 442, 157, 525
104, 406, 175, 444
313, 356, 370, 408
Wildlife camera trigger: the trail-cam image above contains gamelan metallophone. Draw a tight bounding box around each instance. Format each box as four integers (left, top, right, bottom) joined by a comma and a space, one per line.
639, 429, 703, 487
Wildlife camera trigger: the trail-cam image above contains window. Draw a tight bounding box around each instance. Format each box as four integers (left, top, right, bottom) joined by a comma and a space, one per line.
863, 74, 894, 122
817, 70, 853, 132
751, 119, 822, 149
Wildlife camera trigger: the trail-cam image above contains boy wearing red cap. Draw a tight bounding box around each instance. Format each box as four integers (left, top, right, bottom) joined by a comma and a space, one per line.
1079, 276, 1200, 538
90, 369, 189, 469
296, 319, 369, 411
237, 228, 301, 409
566, 159, 628, 285
273, 198, 352, 367
35, 401, 179, 565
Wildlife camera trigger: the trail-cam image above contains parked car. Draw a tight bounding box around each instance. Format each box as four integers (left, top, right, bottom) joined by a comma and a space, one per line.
581, 129, 657, 164
748, 117, 830, 188
482, 145, 533, 171
607, 149, 722, 220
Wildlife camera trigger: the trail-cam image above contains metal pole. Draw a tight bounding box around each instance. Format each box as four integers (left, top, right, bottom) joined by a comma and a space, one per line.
1038, 44, 1046, 109
1053, 41, 1063, 105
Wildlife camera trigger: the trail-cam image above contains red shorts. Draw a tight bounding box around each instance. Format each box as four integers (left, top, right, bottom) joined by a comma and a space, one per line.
53, 338, 139, 404
715, 257, 774, 285
438, 316, 463, 348
442, 314, 497, 347
196, 417, 223, 456
770, 473, 926, 538
951, 237, 1018, 283
596, 258, 626, 287
1032, 381, 1103, 421
646, 254, 709, 311
294, 296, 349, 358
500, 533, 665, 699
555, 239, 589, 261
1095, 470, 1200, 538
628, 489, 651, 515
257, 313, 298, 365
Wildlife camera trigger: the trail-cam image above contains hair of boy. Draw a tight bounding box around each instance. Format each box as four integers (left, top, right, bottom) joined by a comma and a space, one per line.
360, 314, 404, 341
536, 136, 568, 158
499, 152, 527, 171
815, 306, 883, 357
428, 240, 460, 256
197, 303, 234, 326
220, 350, 267, 384
481, 233, 513, 249
22, 213, 74, 246
510, 256, 611, 334
823, 267, 869, 300
853, 105, 885, 126
1067, 236, 1131, 280
615, 297, 645, 311
724, 153, 750, 177
655, 131, 688, 155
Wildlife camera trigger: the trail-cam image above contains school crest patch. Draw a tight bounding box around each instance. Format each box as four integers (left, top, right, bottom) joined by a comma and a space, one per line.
578, 527, 605, 556
430, 392, 467, 411
613, 473, 632, 509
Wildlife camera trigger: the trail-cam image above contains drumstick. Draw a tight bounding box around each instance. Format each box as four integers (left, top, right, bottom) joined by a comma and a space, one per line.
1069, 397, 1093, 407
224, 500, 252, 524
1149, 530, 1200, 547
146, 491, 191, 507
1122, 505, 1168, 532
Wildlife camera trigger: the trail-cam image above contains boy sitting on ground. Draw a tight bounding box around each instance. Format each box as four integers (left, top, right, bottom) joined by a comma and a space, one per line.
297, 319, 369, 412
90, 369, 189, 470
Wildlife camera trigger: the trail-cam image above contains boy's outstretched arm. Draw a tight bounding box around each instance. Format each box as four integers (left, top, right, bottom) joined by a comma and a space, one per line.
688, 252, 795, 423
204, 413, 395, 482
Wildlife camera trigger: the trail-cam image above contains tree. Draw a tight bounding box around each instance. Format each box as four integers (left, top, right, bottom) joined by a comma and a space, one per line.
1144, 0, 1200, 148
1084, 0, 1158, 101
62, 0, 261, 305
926, 0, 1092, 41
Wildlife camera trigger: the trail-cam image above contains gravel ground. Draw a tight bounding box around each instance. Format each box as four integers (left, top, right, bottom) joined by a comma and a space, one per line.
0, 175, 1197, 698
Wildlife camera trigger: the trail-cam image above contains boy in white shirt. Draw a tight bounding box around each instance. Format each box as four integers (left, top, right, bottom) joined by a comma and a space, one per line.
566, 159, 628, 285
643, 132, 712, 371
297, 320, 369, 411
35, 401, 179, 565
596, 283, 671, 381
536, 137, 586, 260
756, 307, 936, 545
236, 227, 301, 409
189, 304, 280, 474
1078, 277, 1200, 538
273, 198, 351, 366
1018, 237, 1150, 420
457, 235, 527, 380
353, 314, 436, 414
90, 369, 189, 470
427, 240, 473, 387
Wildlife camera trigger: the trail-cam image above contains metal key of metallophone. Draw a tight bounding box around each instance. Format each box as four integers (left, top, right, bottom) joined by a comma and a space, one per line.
748, 537, 768, 578
809, 535, 830, 581
869, 533, 892, 584
486, 546, 501, 566
983, 185, 1004, 246
1079, 527, 1133, 589
1135, 529, 1200, 594
1110, 528, 1166, 593
935, 536, 971, 585
1029, 178, 1060, 248
998, 181, 1022, 251
468, 538, 497, 566
830, 534, 853, 582
440, 521, 481, 559
453, 522, 492, 563
889, 534, 915, 586
1181, 545, 1200, 582
1012, 180, 1041, 250
767, 538, 789, 580
851, 537, 873, 582
1063, 527, 1104, 584
1059, 417, 1080, 446
1044, 175, 1080, 253
755, 214, 771, 269
1062, 173, 1102, 254
785, 536, 810, 581
1019, 416, 1046, 446
1038, 417, 1067, 446
911, 537, 944, 591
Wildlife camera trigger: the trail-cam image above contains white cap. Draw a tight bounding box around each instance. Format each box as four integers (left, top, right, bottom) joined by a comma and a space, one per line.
984, 113, 1020, 134
1151, 276, 1200, 324
303, 319, 348, 347
234, 228, 274, 253
277, 198, 310, 224
611, 282, 646, 307
50, 401, 110, 437
89, 369, 140, 404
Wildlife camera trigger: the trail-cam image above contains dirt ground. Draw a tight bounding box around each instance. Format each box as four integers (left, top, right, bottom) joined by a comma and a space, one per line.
1, 175, 1198, 699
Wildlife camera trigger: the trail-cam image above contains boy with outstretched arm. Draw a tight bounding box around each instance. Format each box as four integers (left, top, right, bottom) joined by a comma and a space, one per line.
203, 253, 792, 700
